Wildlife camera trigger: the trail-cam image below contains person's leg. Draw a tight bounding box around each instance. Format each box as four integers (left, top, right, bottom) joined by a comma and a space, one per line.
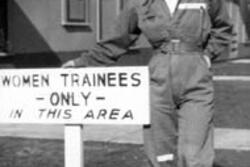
172, 54, 214, 167
144, 53, 178, 167
177, 101, 214, 167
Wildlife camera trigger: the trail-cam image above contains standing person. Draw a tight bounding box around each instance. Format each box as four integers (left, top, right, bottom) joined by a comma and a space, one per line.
63, 0, 233, 167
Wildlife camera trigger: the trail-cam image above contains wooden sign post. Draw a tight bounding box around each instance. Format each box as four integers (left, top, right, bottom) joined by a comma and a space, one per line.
0, 67, 150, 167
65, 125, 84, 167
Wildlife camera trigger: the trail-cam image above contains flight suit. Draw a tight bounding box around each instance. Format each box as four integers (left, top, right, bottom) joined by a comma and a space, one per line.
72, 0, 233, 167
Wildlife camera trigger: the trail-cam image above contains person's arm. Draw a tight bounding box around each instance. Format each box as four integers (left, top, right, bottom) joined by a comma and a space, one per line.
204, 0, 233, 61
64, 2, 141, 68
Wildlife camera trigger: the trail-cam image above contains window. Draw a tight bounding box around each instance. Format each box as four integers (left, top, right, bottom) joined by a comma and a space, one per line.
61, 0, 90, 26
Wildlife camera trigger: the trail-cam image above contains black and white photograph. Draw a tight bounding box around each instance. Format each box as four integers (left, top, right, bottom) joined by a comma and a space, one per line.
0, 0, 250, 167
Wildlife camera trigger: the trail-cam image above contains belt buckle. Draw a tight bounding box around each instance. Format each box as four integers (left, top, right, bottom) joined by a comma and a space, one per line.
170, 39, 180, 52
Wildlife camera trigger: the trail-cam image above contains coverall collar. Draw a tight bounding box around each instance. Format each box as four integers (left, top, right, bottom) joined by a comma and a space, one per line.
164, 0, 180, 16
160, 0, 181, 18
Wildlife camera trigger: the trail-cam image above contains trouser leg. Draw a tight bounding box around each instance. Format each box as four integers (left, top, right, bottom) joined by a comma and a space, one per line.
177, 101, 214, 167
144, 53, 214, 167
144, 53, 177, 167
144, 92, 178, 167
172, 54, 214, 167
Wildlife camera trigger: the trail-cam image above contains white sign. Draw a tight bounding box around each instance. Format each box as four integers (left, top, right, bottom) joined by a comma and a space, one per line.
0, 67, 150, 125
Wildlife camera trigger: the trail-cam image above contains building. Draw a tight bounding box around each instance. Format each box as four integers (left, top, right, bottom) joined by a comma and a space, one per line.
226, 0, 250, 59
0, 0, 249, 68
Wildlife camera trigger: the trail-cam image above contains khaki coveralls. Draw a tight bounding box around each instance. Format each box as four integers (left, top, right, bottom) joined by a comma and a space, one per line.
73, 0, 233, 167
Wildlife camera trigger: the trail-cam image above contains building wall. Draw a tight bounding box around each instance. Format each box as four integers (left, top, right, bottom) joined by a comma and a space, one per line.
227, 0, 247, 43
226, 0, 250, 59
4, 0, 250, 68
239, 0, 250, 41
8, 0, 98, 54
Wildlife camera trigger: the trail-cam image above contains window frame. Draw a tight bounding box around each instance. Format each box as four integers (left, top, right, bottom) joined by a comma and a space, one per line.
61, 0, 90, 26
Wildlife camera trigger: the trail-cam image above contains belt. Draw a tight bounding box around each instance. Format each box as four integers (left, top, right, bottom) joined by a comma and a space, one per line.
159, 39, 203, 53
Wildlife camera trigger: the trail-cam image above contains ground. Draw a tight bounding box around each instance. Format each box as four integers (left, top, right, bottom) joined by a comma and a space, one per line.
213, 62, 250, 129
0, 137, 250, 167
1, 60, 250, 167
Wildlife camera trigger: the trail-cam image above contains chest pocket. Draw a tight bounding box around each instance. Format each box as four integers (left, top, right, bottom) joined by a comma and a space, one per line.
177, 2, 210, 41
178, 2, 207, 26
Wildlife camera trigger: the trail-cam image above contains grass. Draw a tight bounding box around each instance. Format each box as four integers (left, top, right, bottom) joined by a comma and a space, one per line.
214, 81, 250, 129
0, 137, 250, 167
1, 59, 250, 167
0, 137, 64, 167
211, 60, 250, 129
0, 137, 149, 167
